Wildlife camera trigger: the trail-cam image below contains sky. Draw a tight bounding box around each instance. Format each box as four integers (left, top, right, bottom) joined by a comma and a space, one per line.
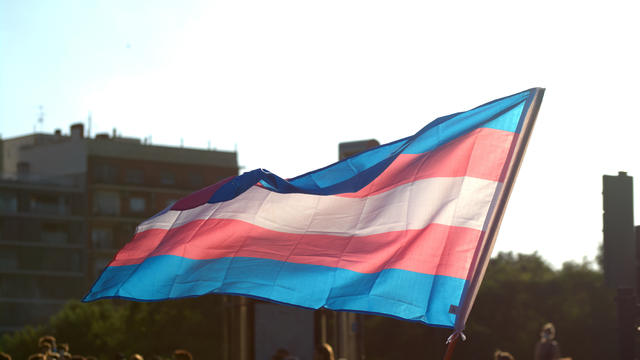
1, 0, 639, 269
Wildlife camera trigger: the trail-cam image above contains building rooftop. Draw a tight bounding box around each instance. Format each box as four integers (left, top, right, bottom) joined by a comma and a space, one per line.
87, 137, 237, 167
2, 123, 238, 175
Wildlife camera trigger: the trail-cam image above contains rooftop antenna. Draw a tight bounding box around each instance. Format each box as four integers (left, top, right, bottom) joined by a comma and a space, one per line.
37, 105, 44, 132
87, 112, 92, 138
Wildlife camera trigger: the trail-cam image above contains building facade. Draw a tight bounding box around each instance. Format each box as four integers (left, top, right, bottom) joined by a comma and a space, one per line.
0, 124, 238, 333
0, 175, 86, 333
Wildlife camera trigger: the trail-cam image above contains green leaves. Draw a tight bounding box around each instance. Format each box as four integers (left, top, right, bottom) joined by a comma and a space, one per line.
0, 296, 226, 360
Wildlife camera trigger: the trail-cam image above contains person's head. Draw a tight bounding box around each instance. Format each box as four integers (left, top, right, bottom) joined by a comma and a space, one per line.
28, 354, 46, 360
129, 354, 144, 360
314, 343, 335, 360
39, 343, 52, 355
172, 349, 193, 360
540, 322, 556, 340
58, 343, 69, 353
38, 336, 57, 350
0, 351, 12, 360
61, 351, 72, 360
493, 350, 514, 360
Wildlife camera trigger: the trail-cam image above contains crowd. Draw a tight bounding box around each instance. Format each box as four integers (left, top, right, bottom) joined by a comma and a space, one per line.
0, 323, 564, 360
0, 335, 193, 360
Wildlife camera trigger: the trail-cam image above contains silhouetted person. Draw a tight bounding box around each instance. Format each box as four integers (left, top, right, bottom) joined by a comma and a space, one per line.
172, 349, 193, 360
534, 322, 561, 360
38, 342, 53, 355
314, 343, 335, 360
0, 351, 12, 360
38, 336, 57, 353
494, 350, 515, 360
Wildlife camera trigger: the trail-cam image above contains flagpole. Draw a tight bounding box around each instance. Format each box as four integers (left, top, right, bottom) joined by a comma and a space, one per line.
442, 333, 459, 360
451, 88, 546, 338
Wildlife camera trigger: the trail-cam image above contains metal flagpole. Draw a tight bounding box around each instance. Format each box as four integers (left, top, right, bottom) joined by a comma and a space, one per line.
442, 88, 546, 360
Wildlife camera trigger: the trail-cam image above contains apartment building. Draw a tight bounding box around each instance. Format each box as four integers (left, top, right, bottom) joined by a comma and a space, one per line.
0, 124, 238, 332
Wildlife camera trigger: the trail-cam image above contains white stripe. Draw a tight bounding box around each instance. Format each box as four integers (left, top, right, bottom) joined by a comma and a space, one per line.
136, 176, 500, 236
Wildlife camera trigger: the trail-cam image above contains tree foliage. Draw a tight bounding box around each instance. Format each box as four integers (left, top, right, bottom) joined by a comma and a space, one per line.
363, 252, 617, 360
1, 252, 618, 360
0, 296, 227, 360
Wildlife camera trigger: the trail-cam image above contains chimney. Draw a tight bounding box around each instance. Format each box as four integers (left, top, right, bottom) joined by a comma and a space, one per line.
95, 133, 109, 140
70, 123, 84, 141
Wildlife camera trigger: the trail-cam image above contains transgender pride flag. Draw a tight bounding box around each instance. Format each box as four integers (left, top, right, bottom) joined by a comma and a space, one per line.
84, 88, 544, 330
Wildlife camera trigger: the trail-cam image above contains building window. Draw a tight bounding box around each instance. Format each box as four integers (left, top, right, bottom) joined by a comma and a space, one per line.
93, 191, 120, 216
31, 194, 68, 215
18, 247, 44, 271
39, 278, 79, 299
41, 223, 70, 244
0, 192, 18, 212
1, 276, 39, 298
93, 163, 118, 183
160, 171, 175, 185
41, 248, 81, 272
91, 227, 114, 249
125, 168, 144, 184
129, 197, 146, 213
0, 249, 18, 271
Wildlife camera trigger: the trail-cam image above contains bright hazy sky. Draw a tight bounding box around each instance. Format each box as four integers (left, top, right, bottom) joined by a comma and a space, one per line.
1, 0, 639, 268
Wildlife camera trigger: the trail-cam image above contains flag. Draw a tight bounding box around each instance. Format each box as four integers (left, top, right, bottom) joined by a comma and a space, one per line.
84, 88, 544, 330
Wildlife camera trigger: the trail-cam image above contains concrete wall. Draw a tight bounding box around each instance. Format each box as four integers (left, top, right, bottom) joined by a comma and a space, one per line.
19, 140, 87, 177
88, 139, 237, 168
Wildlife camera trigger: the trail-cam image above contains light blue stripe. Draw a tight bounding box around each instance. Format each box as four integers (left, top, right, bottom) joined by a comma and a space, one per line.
402, 96, 527, 154
84, 256, 466, 328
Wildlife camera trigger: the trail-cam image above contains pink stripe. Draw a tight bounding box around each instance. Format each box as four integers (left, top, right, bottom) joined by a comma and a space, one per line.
340, 127, 515, 198
110, 218, 482, 279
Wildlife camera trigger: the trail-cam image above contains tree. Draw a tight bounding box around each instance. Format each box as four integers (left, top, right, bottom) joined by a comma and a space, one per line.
0, 295, 227, 360
363, 252, 617, 360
